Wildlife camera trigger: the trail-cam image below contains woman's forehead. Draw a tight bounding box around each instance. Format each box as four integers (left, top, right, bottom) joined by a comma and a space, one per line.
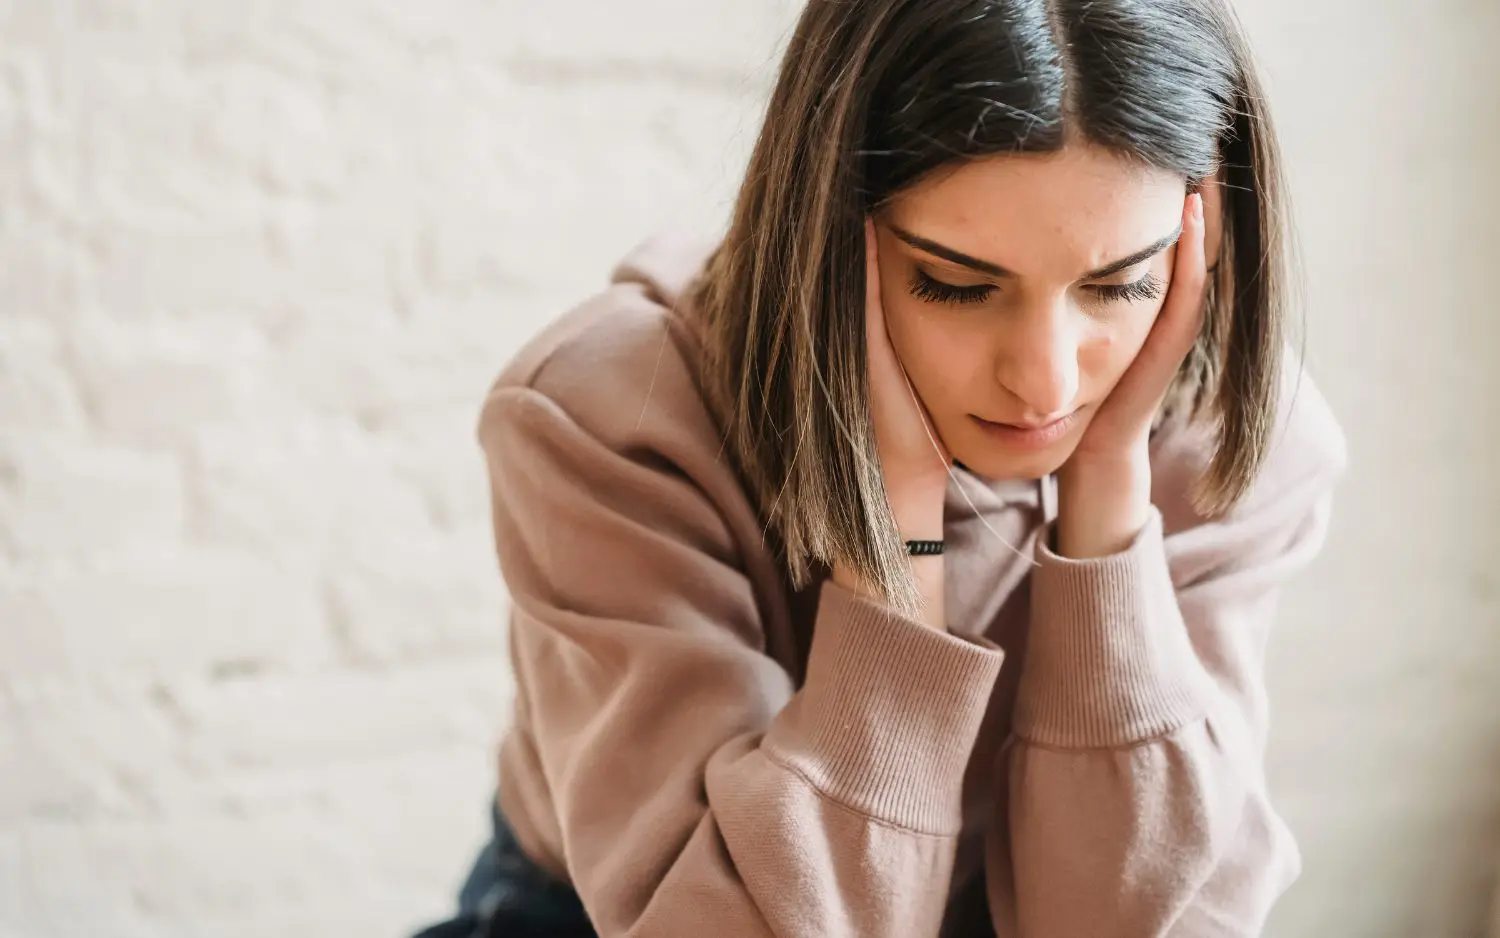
883, 146, 1185, 279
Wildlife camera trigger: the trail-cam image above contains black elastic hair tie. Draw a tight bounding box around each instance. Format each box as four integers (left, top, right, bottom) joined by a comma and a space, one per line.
905, 540, 945, 556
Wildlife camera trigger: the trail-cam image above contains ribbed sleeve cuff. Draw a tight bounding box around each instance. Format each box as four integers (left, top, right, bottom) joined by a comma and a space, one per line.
763, 581, 1004, 835
1013, 507, 1212, 750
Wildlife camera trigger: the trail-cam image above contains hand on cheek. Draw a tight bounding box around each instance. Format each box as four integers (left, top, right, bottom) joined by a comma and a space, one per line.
1055, 192, 1209, 558
830, 218, 953, 628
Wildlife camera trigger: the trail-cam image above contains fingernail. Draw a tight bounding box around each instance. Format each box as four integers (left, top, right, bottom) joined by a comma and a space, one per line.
1192, 193, 1204, 223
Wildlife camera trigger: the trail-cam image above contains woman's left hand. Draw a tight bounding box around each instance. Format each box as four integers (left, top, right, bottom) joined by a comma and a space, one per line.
1054, 191, 1209, 558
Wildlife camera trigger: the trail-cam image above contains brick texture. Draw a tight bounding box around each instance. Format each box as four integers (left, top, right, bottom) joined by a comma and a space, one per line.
2, 1, 1499, 937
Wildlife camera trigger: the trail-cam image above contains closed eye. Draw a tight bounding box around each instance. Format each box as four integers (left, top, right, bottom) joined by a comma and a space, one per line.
907, 269, 996, 305
1088, 274, 1165, 304
909, 268, 1165, 307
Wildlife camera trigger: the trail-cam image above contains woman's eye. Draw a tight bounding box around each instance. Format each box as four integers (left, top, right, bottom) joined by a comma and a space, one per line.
905, 269, 1166, 307
907, 269, 996, 305
1089, 274, 1165, 304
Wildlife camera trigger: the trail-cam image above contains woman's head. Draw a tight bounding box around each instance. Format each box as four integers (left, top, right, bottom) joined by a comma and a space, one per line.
693, 0, 1289, 602
873, 146, 1217, 483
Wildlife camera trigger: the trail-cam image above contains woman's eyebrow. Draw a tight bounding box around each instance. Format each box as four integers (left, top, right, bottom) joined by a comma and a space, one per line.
888, 225, 1015, 277
1086, 228, 1183, 278
887, 223, 1184, 280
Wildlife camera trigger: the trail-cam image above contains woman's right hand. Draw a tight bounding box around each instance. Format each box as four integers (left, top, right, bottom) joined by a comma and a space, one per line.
831, 219, 951, 627
860, 217, 951, 539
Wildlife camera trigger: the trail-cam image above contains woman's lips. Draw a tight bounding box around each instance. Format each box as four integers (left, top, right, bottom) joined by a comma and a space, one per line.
970, 410, 1081, 450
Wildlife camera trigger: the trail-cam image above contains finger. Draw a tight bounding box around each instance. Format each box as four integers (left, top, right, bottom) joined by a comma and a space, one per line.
865, 218, 902, 382
1096, 193, 1205, 426
1135, 193, 1208, 379
864, 217, 953, 465
1201, 171, 1224, 266
1171, 191, 1209, 341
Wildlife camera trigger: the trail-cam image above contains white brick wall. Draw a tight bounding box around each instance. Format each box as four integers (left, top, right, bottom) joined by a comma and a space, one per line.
1, 1, 1497, 936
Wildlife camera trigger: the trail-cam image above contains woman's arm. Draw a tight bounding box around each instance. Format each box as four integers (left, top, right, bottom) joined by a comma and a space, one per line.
985, 380, 1347, 936
483, 385, 1003, 938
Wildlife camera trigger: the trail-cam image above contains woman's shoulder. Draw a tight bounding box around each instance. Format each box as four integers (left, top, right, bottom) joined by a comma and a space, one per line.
1149, 362, 1349, 535
478, 227, 725, 461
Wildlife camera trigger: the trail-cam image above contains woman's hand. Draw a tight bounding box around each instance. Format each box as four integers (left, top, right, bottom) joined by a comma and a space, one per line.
860, 218, 952, 530
830, 219, 951, 626
1055, 192, 1208, 558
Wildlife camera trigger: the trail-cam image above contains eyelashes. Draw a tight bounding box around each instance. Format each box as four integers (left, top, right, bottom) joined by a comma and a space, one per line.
1090, 275, 1166, 304
907, 270, 996, 305
906, 268, 1165, 307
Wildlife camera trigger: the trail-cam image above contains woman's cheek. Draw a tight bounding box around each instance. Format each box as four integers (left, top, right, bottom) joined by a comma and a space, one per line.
885, 300, 978, 410
1115, 297, 1165, 361
886, 299, 943, 377
1081, 316, 1146, 393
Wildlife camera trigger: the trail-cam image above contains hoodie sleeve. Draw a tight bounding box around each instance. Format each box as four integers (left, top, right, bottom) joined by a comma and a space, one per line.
483, 384, 1004, 938
985, 378, 1348, 936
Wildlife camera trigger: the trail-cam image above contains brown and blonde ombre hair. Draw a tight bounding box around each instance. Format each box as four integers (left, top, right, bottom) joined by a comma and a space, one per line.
689, 0, 1292, 615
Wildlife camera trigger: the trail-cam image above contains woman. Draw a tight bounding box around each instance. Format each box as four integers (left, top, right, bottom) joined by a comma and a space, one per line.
417, 0, 1346, 935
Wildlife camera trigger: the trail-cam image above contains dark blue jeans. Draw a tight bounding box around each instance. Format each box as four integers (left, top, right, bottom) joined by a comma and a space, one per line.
412, 802, 596, 938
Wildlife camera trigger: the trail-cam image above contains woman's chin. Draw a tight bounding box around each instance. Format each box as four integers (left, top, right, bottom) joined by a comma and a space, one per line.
951, 438, 1079, 482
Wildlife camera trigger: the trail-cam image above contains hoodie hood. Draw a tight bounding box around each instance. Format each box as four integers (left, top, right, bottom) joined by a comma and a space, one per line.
608, 227, 724, 311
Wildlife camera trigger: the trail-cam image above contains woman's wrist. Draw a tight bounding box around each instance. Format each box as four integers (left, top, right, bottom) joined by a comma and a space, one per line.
889, 480, 947, 628
1054, 451, 1153, 559
887, 476, 948, 542
830, 478, 947, 628
830, 554, 945, 625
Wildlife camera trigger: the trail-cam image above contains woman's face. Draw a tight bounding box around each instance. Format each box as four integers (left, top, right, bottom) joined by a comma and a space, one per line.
873, 144, 1201, 481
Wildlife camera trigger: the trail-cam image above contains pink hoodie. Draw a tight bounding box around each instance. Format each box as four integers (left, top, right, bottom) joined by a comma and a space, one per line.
478, 229, 1347, 937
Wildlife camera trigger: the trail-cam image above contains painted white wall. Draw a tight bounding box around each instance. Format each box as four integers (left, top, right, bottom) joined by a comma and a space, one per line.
0, 2, 1495, 936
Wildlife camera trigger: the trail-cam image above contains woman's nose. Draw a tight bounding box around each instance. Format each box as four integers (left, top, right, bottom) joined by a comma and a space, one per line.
994, 301, 1080, 422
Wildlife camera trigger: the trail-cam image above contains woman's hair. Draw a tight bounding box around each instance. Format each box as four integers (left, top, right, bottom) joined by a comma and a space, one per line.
689, 0, 1290, 616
